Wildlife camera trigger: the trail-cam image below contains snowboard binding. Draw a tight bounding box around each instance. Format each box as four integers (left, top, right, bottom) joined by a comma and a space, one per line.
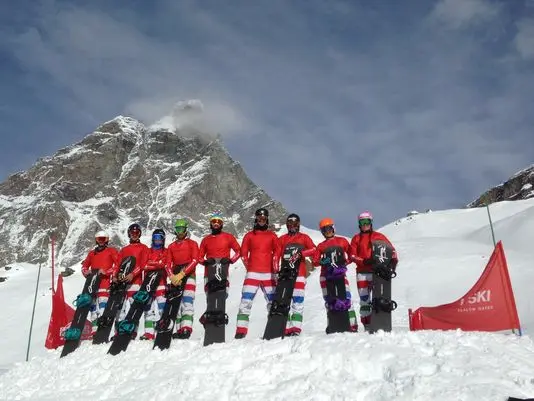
269, 300, 291, 316
200, 311, 229, 327
373, 264, 397, 281
73, 293, 93, 308
325, 265, 347, 280
118, 320, 136, 334
325, 297, 352, 312
64, 327, 82, 341
132, 290, 151, 305
156, 317, 173, 332
205, 278, 228, 293
372, 297, 397, 313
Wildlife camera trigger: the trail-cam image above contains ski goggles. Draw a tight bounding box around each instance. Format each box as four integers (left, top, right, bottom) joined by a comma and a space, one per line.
95, 237, 108, 243
152, 234, 165, 242
320, 225, 335, 233
358, 218, 372, 226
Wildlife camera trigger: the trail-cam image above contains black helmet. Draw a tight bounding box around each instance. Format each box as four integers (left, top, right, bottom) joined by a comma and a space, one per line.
286, 213, 300, 234
255, 208, 269, 217
286, 213, 300, 222
128, 223, 141, 236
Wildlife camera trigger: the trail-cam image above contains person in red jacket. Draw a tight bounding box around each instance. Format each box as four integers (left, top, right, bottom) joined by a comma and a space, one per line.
235, 208, 280, 339
81, 230, 119, 336
276, 213, 316, 336
349, 211, 398, 328
313, 218, 358, 332
198, 211, 240, 296
166, 218, 199, 339
114, 223, 150, 339
139, 229, 169, 340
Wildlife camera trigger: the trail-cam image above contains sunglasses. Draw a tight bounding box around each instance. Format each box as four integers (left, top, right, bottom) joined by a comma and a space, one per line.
211, 219, 223, 225
96, 237, 107, 242
175, 226, 187, 233
321, 225, 335, 232
359, 219, 372, 226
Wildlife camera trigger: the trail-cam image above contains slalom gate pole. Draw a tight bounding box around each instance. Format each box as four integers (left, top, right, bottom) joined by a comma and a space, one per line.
26, 237, 46, 362
485, 203, 496, 247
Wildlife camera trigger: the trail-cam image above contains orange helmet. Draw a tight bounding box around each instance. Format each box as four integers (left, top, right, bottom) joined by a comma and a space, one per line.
319, 218, 335, 229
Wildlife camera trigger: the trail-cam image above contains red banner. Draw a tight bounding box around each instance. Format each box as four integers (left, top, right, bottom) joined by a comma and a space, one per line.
409, 241, 521, 332
45, 275, 92, 349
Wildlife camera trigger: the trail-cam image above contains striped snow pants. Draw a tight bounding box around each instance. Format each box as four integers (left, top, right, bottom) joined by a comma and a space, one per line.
356, 272, 374, 325
284, 274, 307, 335
235, 271, 276, 336
175, 274, 196, 334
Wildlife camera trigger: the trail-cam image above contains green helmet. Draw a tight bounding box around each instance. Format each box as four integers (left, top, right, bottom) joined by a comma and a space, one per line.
175, 218, 188, 234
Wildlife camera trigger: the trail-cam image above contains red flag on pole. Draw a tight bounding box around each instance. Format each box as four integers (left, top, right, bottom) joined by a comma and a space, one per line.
409, 241, 521, 332
45, 275, 92, 349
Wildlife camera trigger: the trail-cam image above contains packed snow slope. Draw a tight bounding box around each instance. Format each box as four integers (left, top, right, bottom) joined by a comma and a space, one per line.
1, 198, 534, 400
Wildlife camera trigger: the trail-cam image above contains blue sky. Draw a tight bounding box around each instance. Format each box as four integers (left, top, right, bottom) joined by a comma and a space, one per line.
1, 0, 533, 235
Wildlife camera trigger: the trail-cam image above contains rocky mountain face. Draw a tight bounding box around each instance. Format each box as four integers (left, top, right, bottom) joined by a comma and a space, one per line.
0, 109, 287, 269
467, 164, 534, 208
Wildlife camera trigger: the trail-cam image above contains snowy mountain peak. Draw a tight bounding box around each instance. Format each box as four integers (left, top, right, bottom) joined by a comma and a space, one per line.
0, 115, 287, 269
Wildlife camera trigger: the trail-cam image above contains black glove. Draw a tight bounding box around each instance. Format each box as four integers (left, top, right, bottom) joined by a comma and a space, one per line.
363, 258, 374, 266
203, 258, 216, 266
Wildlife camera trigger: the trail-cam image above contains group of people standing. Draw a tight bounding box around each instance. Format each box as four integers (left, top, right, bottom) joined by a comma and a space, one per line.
81, 208, 398, 340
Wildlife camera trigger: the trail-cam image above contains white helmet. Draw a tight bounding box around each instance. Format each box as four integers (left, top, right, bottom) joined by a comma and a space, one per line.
95, 230, 109, 239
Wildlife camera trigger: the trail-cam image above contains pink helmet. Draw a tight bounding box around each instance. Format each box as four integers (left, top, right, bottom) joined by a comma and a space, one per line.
358, 211, 373, 220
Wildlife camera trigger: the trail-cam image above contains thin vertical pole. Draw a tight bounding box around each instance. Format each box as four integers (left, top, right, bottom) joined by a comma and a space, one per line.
26, 237, 46, 362
486, 204, 496, 247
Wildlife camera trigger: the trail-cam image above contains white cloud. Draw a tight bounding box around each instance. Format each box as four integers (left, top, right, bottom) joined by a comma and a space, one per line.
514, 18, 534, 60
430, 0, 500, 29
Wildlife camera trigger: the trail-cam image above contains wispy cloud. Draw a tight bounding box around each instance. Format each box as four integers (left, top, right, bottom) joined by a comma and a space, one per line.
1, 0, 533, 234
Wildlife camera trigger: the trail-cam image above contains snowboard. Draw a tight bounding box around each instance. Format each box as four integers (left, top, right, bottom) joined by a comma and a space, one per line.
322, 246, 351, 334
93, 256, 136, 345
108, 270, 163, 355
60, 271, 102, 358
200, 258, 229, 346
153, 264, 186, 351
367, 240, 397, 333
263, 244, 303, 340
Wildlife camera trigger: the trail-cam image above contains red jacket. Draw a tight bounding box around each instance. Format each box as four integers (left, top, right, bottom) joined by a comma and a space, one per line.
313, 236, 352, 267
277, 232, 316, 276
240, 230, 279, 273
350, 231, 397, 273
199, 232, 241, 263
116, 242, 150, 285
81, 246, 119, 289
167, 238, 200, 276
